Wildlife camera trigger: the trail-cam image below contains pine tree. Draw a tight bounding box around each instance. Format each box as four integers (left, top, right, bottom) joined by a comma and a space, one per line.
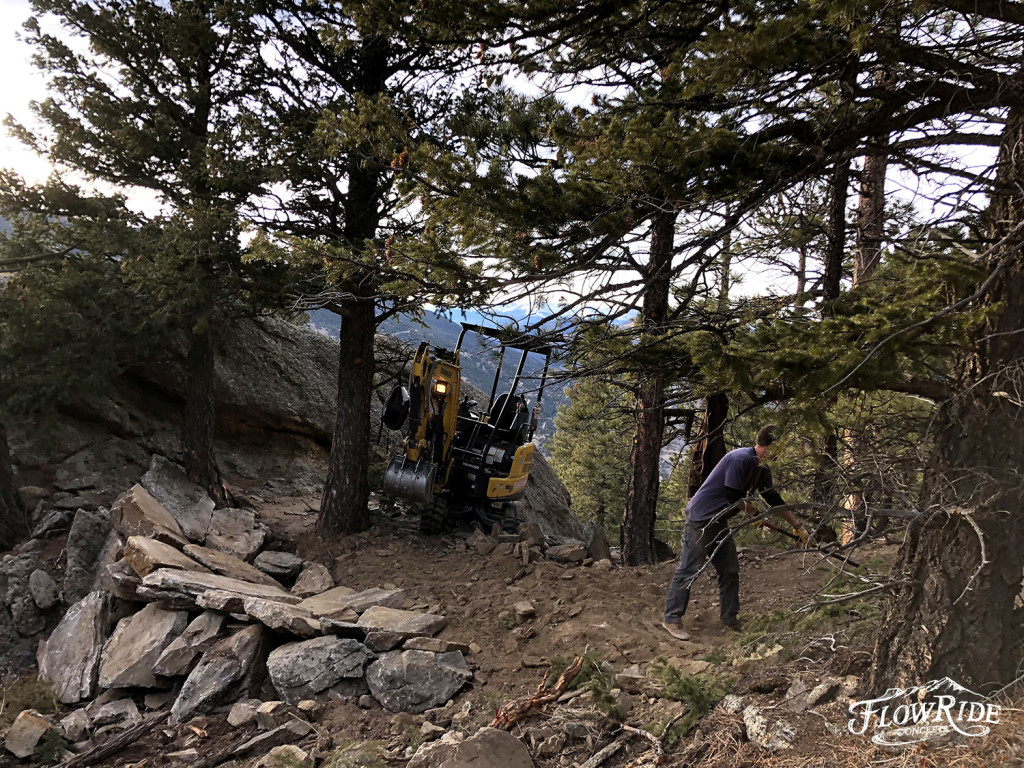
13, 0, 289, 503
253, 0, 494, 534
551, 378, 635, 543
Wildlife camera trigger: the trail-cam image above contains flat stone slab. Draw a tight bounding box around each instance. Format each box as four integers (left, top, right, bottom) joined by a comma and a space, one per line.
357, 606, 446, 638
266, 636, 375, 704
111, 485, 186, 546
242, 598, 321, 638
142, 568, 301, 606
296, 585, 356, 618
254, 551, 304, 580
403, 637, 473, 655
99, 603, 188, 688
343, 588, 407, 614
38, 591, 112, 704
124, 536, 209, 578
183, 545, 282, 588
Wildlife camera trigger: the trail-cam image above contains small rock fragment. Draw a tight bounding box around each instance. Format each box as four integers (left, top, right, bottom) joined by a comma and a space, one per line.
227, 700, 260, 728
256, 744, 312, 768
28, 570, 60, 610
5, 710, 53, 759
742, 705, 795, 751
59, 709, 91, 742
290, 563, 334, 597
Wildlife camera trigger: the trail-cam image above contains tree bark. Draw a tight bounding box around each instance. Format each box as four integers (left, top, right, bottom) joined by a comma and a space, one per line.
182, 322, 228, 507
318, 299, 376, 535
822, 159, 851, 301
621, 207, 675, 566
1, 420, 28, 551
687, 393, 729, 499
871, 102, 1024, 691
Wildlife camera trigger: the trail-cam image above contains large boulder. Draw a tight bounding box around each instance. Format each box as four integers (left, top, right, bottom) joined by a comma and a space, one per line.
266, 636, 375, 704
170, 625, 268, 724
141, 455, 215, 542
38, 591, 112, 704
366, 650, 472, 714
408, 728, 534, 768
62, 507, 115, 604
98, 603, 189, 689
517, 454, 584, 540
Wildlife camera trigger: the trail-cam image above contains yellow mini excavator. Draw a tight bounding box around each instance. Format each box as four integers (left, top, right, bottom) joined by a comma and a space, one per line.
381, 323, 553, 533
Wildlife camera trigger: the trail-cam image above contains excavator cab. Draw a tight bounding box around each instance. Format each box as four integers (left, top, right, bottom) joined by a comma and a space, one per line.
382, 323, 553, 533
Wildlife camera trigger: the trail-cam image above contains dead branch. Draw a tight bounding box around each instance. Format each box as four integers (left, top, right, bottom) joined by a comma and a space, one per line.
489, 655, 584, 730
580, 739, 625, 768
59, 712, 167, 768
954, 510, 991, 604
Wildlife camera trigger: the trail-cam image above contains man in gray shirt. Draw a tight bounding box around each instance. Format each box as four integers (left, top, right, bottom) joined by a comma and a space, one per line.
662, 425, 809, 640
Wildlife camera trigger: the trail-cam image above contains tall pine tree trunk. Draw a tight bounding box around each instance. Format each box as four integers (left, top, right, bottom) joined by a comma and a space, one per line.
621, 208, 675, 565
841, 143, 888, 542
871, 103, 1024, 691
183, 322, 228, 507
1, 420, 28, 551
319, 299, 376, 535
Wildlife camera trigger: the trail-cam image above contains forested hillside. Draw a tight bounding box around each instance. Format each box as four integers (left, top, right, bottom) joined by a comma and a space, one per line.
3, 1, 1024, 764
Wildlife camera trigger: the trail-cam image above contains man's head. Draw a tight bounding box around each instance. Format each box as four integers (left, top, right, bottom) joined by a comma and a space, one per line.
754, 424, 777, 459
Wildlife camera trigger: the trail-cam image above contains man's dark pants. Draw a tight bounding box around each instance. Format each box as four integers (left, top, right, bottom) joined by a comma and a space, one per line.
664, 515, 739, 625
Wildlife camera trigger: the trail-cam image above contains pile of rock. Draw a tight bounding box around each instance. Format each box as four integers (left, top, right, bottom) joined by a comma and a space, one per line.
5, 457, 475, 762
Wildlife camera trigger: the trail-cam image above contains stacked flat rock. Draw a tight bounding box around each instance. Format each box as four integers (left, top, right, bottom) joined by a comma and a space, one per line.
29, 464, 470, 743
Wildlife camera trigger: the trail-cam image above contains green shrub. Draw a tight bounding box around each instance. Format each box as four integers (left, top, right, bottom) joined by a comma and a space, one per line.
649, 659, 733, 741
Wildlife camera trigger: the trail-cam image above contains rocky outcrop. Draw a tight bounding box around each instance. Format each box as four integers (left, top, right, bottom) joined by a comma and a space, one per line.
2, 553, 45, 636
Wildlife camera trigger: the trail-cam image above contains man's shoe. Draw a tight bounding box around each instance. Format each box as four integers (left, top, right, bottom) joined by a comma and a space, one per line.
721, 617, 744, 632
662, 622, 691, 641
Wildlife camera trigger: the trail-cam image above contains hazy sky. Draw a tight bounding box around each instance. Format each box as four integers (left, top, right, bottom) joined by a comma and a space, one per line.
1, 0, 52, 183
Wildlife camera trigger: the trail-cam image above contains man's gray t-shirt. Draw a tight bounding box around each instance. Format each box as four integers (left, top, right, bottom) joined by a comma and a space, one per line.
685, 447, 774, 523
